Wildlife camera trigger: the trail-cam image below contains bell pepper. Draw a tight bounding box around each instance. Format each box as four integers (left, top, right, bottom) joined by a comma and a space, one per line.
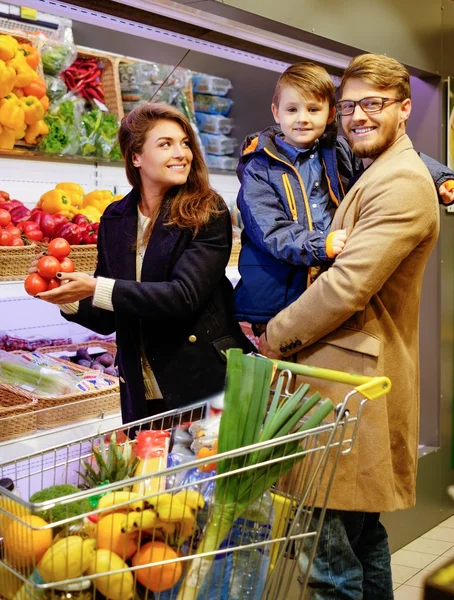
0, 126, 15, 150
112, 194, 124, 202
39, 95, 49, 112
7, 55, 36, 88
0, 35, 18, 63
39, 189, 77, 216
17, 44, 39, 70
80, 205, 102, 223
12, 87, 24, 98
53, 221, 82, 245
0, 59, 16, 97
24, 119, 49, 144
22, 77, 46, 100
0, 95, 24, 132
82, 190, 114, 213
14, 123, 26, 140
56, 182, 85, 196
29, 210, 55, 237
20, 95, 44, 125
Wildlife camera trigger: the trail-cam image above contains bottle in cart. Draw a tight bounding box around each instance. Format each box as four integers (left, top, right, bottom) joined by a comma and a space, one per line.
229, 491, 274, 600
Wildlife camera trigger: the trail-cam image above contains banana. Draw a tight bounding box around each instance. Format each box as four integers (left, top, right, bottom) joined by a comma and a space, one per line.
143, 492, 175, 509
157, 502, 195, 523
0, 560, 22, 600
155, 518, 177, 536
97, 491, 144, 513
120, 508, 157, 534
38, 536, 96, 582
176, 517, 196, 546
87, 549, 134, 600
173, 490, 205, 511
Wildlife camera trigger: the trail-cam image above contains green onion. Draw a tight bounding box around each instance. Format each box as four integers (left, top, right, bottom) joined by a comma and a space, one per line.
177, 350, 334, 599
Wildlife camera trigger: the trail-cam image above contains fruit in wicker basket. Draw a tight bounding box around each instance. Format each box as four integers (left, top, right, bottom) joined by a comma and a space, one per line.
38, 536, 96, 582
87, 549, 134, 600
132, 541, 183, 592
3, 514, 53, 569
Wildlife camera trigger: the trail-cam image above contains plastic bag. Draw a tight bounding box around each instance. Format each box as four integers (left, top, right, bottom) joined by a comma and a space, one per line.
44, 74, 68, 102
39, 39, 77, 75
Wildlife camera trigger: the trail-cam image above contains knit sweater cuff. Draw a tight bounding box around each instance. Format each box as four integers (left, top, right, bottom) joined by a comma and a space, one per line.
59, 302, 79, 315
93, 277, 115, 312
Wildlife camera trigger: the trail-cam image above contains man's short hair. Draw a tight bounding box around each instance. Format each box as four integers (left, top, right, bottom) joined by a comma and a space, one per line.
273, 62, 336, 108
340, 53, 411, 100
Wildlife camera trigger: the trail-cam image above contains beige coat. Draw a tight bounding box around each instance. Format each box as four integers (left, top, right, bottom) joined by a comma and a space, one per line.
267, 134, 440, 513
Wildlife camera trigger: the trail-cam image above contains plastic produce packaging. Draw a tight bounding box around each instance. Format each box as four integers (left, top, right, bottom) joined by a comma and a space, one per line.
39, 39, 77, 75
200, 133, 237, 155
192, 74, 232, 96
205, 154, 238, 171
195, 112, 234, 135
194, 93, 233, 116
44, 74, 68, 102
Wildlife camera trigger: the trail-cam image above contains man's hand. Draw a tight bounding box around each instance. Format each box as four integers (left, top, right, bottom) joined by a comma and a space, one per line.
36, 272, 96, 304
258, 333, 282, 359
439, 181, 454, 206
330, 229, 347, 256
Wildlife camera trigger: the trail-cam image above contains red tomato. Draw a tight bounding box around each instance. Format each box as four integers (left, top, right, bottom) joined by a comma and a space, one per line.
8, 227, 21, 238
0, 209, 11, 228
0, 231, 12, 246
59, 257, 75, 273
37, 256, 61, 280
11, 237, 24, 246
48, 237, 71, 260
24, 273, 48, 296
47, 277, 61, 290
25, 229, 44, 242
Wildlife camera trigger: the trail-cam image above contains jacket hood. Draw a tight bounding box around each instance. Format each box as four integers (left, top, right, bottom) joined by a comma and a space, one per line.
236, 121, 339, 183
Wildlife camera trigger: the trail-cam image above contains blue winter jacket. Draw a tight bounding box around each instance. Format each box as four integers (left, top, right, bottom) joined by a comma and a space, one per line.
234, 125, 454, 324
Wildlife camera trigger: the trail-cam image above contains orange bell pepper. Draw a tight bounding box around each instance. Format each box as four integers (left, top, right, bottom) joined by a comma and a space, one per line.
39, 95, 49, 112
17, 44, 39, 70
22, 77, 46, 99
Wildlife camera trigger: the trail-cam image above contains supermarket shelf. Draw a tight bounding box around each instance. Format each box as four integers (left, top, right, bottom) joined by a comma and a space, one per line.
0, 411, 123, 464
0, 279, 27, 299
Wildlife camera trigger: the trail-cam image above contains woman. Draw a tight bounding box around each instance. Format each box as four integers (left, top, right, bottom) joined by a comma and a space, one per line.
36, 103, 253, 423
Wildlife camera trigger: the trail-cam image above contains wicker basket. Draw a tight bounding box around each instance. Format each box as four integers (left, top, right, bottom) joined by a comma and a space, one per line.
39, 340, 117, 367
7, 351, 120, 429
76, 46, 123, 118
0, 244, 37, 281
0, 382, 38, 441
36, 243, 98, 274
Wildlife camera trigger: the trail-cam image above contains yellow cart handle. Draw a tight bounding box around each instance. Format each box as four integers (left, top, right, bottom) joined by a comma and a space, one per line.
271, 359, 391, 401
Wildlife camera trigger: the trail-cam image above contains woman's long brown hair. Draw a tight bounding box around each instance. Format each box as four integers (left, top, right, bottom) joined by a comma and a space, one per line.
118, 103, 223, 237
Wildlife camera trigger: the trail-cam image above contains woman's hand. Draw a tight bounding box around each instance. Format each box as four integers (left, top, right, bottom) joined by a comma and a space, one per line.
258, 332, 282, 360
36, 272, 97, 304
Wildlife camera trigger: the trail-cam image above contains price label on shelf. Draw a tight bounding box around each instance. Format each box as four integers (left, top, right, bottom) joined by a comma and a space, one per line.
20, 6, 37, 20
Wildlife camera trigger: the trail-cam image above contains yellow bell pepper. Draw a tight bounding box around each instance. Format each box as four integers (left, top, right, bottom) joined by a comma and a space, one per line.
0, 126, 16, 150
7, 55, 36, 88
39, 189, 77, 215
20, 95, 44, 126
82, 190, 114, 212
0, 59, 16, 97
12, 87, 24, 98
14, 123, 26, 140
24, 119, 49, 144
0, 95, 24, 131
80, 205, 102, 223
112, 194, 124, 202
55, 182, 85, 196
0, 35, 18, 63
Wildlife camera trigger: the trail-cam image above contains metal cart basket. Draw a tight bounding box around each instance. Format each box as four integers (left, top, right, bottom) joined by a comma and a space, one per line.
0, 360, 390, 600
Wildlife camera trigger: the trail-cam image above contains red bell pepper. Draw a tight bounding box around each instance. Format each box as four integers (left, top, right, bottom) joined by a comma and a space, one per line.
0, 200, 23, 212
72, 213, 90, 227
29, 210, 56, 238
9, 206, 31, 225
53, 221, 82, 245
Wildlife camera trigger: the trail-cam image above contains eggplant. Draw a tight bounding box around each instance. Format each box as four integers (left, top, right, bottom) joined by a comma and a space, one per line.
97, 353, 114, 367
75, 347, 91, 362
104, 366, 118, 377
77, 359, 92, 368
90, 363, 105, 372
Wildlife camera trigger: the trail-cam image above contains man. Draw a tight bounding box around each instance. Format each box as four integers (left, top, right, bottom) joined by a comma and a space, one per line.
259, 53, 440, 599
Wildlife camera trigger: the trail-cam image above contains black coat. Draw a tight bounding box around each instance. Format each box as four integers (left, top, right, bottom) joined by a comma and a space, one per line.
62, 189, 254, 423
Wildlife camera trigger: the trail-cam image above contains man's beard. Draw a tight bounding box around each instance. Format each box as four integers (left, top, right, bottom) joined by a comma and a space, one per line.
346, 121, 400, 160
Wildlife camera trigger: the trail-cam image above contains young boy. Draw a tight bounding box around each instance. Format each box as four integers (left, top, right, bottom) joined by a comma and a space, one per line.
234, 62, 454, 336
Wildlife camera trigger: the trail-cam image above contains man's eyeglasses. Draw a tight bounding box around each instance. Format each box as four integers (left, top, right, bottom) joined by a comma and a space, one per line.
336, 97, 402, 117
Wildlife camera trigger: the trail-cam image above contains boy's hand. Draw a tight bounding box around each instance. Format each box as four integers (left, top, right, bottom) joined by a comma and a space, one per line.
326, 229, 347, 258
439, 180, 454, 206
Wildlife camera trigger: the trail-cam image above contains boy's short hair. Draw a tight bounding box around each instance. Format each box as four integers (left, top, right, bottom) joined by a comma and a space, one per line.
273, 62, 336, 108
340, 53, 411, 100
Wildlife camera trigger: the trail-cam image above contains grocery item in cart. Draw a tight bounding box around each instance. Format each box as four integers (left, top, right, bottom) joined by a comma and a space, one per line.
200, 133, 237, 156
193, 93, 233, 116
132, 430, 170, 495
192, 74, 232, 96
195, 112, 234, 135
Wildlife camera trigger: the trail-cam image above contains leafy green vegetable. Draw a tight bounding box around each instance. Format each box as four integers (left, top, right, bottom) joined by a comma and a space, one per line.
30, 484, 92, 525
41, 44, 73, 75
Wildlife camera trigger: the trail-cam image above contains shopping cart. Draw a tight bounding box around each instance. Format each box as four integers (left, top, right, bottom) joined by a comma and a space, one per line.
0, 359, 390, 600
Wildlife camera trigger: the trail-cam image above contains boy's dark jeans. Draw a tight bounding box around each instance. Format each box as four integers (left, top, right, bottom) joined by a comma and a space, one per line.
299, 508, 394, 599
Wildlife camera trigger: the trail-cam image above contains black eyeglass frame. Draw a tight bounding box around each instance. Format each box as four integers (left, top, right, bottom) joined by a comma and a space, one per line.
336, 97, 402, 117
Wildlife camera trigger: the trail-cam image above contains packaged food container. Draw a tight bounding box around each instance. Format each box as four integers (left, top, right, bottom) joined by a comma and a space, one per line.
194, 94, 233, 116
200, 133, 237, 155
195, 112, 234, 135
192, 74, 233, 96
205, 154, 238, 171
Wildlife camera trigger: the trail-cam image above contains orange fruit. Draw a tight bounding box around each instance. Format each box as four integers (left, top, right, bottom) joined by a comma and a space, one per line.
132, 541, 182, 592
3, 515, 53, 569
96, 513, 138, 560
196, 447, 217, 472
